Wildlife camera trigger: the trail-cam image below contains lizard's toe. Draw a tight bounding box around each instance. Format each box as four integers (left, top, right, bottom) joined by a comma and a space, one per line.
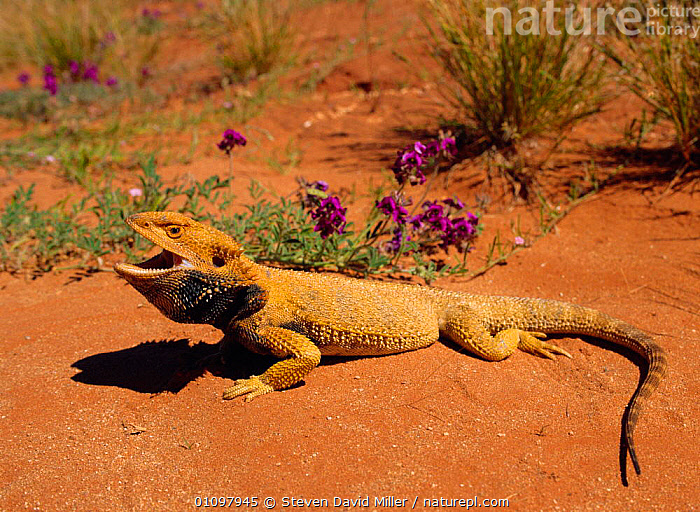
518, 331, 573, 360
222, 376, 274, 401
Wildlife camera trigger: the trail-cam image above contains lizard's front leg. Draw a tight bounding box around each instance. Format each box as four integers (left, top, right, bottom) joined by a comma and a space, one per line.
222, 326, 321, 401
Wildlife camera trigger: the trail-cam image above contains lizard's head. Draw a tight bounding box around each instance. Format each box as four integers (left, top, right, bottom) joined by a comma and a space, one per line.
115, 211, 258, 326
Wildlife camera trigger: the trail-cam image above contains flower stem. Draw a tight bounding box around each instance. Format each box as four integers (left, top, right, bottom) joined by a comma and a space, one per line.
228, 151, 234, 210
409, 167, 437, 216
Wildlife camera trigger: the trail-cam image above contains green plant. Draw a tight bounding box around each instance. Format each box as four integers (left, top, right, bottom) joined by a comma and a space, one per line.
55, 140, 124, 186
622, 110, 660, 153
0, 0, 160, 86
0, 121, 134, 182
0, 156, 231, 272
297, 40, 357, 93
0, 79, 135, 125
0, 185, 75, 271
265, 137, 303, 174
211, 0, 295, 82
426, 0, 608, 146
0, 88, 51, 122
602, 1, 700, 163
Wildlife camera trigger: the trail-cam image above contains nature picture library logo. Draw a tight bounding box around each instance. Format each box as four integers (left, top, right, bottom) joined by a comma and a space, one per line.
485, 1, 700, 38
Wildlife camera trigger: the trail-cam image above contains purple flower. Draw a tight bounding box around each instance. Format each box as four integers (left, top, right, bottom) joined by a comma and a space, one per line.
440, 137, 457, 156
17, 72, 30, 86
106, 76, 119, 87
69, 60, 81, 79
440, 213, 480, 252
376, 195, 409, 224
141, 66, 151, 78
413, 141, 427, 154
390, 136, 458, 186
408, 214, 424, 230
297, 178, 330, 208
401, 150, 422, 168
514, 236, 525, 246
422, 140, 440, 158
129, 188, 143, 197
384, 227, 410, 253
142, 8, 162, 19
310, 196, 347, 239
420, 201, 450, 232
450, 216, 476, 236
406, 198, 477, 253
443, 198, 465, 210
408, 201, 479, 251
217, 129, 247, 155
82, 62, 100, 83
391, 142, 429, 186
43, 65, 57, 95
311, 180, 328, 192
391, 149, 426, 185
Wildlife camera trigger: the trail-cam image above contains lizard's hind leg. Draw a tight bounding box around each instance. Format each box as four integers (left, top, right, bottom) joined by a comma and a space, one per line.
441, 307, 571, 361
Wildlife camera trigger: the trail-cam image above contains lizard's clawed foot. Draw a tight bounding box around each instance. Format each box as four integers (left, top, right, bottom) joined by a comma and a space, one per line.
222, 376, 274, 401
517, 331, 573, 360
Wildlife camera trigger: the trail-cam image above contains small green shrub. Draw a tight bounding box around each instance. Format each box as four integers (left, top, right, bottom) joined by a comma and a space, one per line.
0, 88, 51, 121
602, 1, 700, 162
0, 0, 160, 86
210, 0, 295, 82
0, 121, 132, 182
0, 80, 135, 124
0, 156, 231, 272
426, 0, 608, 146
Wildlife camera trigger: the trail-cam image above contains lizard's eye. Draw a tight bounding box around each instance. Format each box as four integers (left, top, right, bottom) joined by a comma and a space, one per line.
166, 226, 183, 238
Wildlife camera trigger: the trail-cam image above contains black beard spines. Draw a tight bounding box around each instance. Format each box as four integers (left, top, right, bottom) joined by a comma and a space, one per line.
150, 270, 256, 327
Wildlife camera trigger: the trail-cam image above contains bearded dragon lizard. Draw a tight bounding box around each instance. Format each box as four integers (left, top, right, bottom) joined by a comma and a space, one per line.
114, 211, 666, 478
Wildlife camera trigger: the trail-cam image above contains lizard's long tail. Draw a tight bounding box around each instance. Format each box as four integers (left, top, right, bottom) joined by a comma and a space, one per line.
473, 295, 667, 476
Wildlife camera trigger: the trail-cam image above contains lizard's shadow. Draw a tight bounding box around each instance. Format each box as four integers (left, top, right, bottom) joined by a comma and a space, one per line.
70, 339, 276, 394
70, 338, 418, 395
69, 334, 556, 395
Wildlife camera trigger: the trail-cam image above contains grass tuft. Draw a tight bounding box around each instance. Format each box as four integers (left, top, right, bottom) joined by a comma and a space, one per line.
602, 1, 700, 163
209, 0, 295, 83
426, 0, 608, 146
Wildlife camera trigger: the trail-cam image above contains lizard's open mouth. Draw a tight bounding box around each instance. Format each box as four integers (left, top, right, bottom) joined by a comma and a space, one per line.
115, 249, 194, 277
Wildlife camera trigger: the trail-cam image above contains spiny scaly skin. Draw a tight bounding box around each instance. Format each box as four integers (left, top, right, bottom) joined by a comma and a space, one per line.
115, 211, 667, 478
